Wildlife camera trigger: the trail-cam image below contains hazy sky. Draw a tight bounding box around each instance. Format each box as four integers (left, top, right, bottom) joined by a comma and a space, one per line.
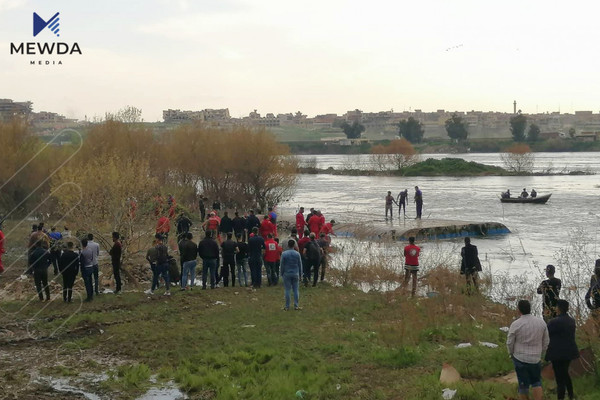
1, 0, 598, 121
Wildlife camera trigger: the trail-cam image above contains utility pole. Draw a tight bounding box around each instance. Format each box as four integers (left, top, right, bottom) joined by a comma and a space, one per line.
513, 100, 517, 114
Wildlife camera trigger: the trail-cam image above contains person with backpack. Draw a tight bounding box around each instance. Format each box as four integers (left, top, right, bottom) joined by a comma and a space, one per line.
303, 233, 322, 287
537, 264, 561, 321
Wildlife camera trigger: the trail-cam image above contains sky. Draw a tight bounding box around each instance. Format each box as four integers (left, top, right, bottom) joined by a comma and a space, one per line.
1, 0, 599, 121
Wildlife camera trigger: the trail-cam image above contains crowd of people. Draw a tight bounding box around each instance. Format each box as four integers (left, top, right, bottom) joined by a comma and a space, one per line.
17, 202, 337, 311
385, 186, 423, 220
24, 222, 122, 302
144, 204, 337, 311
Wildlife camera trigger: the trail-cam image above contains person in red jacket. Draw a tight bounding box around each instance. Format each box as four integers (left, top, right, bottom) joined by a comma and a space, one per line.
259, 215, 275, 238
203, 212, 220, 240
156, 216, 171, 242
403, 236, 421, 297
307, 213, 321, 235
317, 210, 325, 229
295, 207, 306, 238
263, 234, 279, 286
320, 219, 336, 239
0, 222, 5, 274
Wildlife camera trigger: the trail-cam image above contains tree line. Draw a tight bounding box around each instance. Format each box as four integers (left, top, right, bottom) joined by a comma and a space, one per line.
339, 113, 547, 144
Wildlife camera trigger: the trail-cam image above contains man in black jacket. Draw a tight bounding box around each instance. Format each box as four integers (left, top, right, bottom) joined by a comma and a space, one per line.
198, 231, 219, 289
59, 241, 80, 302
460, 237, 482, 294
220, 232, 238, 287
28, 241, 52, 301
179, 232, 198, 290
537, 264, 561, 321
245, 210, 260, 238
109, 232, 123, 294
219, 211, 233, 237
545, 300, 579, 400
232, 212, 246, 242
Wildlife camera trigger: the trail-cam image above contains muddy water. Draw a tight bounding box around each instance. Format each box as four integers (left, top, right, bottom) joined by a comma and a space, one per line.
282, 153, 600, 276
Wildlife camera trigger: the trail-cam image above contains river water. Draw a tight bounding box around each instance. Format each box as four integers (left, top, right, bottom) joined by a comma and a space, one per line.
281, 153, 600, 278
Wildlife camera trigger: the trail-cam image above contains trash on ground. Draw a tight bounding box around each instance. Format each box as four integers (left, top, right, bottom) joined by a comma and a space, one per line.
479, 341, 498, 348
241, 325, 256, 328
442, 388, 457, 399
455, 343, 471, 348
499, 326, 509, 332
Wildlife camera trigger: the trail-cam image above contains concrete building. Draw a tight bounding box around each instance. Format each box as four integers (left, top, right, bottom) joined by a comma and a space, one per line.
0, 98, 32, 122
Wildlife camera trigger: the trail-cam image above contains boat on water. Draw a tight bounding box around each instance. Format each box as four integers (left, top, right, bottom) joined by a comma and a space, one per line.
500, 194, 552, 204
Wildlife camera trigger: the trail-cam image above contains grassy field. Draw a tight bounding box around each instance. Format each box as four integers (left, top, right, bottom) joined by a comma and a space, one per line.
2, 276, 600, 399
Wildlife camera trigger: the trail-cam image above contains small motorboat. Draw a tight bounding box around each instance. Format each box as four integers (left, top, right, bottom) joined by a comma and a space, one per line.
500, 194, 552, 204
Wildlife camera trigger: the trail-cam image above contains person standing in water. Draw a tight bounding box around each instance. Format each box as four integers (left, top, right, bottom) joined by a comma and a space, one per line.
385, 191, 397, 220
397, 189, 408, 217
414, 186, 423, 219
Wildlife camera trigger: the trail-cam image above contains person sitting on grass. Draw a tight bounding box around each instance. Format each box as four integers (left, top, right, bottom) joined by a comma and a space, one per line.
280, 239, 302, 311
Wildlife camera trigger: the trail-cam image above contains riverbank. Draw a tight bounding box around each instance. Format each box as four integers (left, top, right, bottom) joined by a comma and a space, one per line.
298, 157, 594, 177
285, 138, 600, 155
2, 280, 599, 399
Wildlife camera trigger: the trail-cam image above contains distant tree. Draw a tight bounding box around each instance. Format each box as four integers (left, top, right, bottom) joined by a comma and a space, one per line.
444, 113, 469, 142
371, 138, 418, 171
340, 121, 365, 139
509, 112, 527, 142
500, 143, 535, 173
568, 127, 576, 139
398, 117, 424, 143
527, 123, 540, 142
105, 106, 143, 123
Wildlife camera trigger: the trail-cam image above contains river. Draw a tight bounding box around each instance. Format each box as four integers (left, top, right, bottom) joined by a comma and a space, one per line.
280, 153, 600, 278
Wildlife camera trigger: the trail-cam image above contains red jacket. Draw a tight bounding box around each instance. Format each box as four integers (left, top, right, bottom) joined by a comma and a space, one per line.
156, 216, 170, 233
298, 236, 311, 253
296, 212, 305, 228
259, 219, 275, 238
320, 223, 334, 236
264, 239, 279, 262
308, 215, 321, 235
206, 216, 220, 231
404, 244, 420, 266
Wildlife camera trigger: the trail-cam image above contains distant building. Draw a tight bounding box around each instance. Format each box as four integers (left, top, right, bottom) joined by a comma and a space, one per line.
0, 98, 32, 122
163, 108, 230, 123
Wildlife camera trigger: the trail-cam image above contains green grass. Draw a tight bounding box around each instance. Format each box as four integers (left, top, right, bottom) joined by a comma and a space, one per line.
2, 285, 600, 399
402, 157, 509, 176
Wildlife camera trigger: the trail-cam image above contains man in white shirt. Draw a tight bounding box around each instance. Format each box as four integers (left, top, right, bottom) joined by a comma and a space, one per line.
506, 299, 549, 400
87, 234, 101, 295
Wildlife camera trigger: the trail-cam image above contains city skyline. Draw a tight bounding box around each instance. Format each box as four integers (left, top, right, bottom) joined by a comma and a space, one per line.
1, 0, 599, 121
